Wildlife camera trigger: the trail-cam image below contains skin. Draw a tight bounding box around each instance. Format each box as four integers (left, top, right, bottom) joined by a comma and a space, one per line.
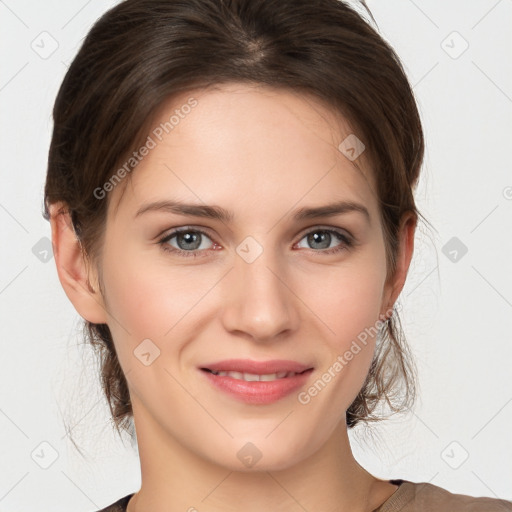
50, 82, 416, 512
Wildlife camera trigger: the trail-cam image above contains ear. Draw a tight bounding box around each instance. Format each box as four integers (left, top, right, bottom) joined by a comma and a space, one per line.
49, 202, 108, 324
380, 211, 417, 319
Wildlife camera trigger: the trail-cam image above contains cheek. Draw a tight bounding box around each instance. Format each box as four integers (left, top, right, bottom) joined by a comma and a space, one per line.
299, 246, 388, 348
98, 242, 221, 364
295, 248, 387, 404
101, 259, 165, 338
97, 240, 177, 353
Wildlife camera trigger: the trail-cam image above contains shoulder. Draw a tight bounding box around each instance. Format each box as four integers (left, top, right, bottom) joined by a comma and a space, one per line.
379, 480, 512, 512
93, 493, 134, 512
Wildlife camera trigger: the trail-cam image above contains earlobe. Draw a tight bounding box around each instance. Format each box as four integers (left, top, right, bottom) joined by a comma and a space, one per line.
49, 202, 108, 325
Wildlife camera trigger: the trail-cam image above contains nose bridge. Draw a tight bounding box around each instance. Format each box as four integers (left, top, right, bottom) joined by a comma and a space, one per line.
221, 235, 298, 341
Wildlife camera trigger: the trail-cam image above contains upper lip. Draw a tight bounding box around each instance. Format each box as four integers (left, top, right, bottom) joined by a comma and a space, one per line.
200, 359, 313, 374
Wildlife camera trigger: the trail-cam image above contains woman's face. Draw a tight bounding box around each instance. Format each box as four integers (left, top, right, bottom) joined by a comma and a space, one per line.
94, 83, 404, 471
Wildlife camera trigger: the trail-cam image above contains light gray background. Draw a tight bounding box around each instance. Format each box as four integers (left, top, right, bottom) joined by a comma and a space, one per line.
1, 0, 511, 510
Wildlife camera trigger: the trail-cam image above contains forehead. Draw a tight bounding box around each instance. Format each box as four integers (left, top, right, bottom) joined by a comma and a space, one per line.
109, 82, 378, 223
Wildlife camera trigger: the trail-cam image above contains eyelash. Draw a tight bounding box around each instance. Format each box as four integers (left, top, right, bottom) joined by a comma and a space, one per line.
157, 226, 354, 258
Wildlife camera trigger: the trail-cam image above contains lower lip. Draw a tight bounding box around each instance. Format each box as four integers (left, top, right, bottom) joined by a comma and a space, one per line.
200, 369, 313, 405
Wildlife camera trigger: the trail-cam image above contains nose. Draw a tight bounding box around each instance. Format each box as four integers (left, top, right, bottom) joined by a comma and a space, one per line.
220, 244, 299, 343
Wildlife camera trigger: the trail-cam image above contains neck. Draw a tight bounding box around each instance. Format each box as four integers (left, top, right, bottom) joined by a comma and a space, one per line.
127, 397, 389, 512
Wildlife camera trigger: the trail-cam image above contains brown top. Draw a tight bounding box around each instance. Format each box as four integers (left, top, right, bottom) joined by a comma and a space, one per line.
96, 479, 512, 511
373, 479, 512, 511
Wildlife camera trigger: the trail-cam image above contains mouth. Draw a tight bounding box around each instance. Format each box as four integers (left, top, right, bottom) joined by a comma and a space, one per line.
200, 367, 312, 382
198, 359, 314, 404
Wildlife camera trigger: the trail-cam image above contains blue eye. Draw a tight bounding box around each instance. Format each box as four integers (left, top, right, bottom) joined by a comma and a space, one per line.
295, 229, 353, 254
158, 227, 215, 258
158, 227, 353, 258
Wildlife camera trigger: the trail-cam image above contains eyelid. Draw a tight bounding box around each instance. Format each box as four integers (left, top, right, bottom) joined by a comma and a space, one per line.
156, 225, 215, 242
296, 224, 353, 241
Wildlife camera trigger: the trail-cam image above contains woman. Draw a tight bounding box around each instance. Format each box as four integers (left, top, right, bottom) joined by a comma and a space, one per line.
43, 0, 512, 510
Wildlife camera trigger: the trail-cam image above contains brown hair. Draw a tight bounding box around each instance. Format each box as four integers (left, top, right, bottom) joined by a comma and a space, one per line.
43, 0, 428, 439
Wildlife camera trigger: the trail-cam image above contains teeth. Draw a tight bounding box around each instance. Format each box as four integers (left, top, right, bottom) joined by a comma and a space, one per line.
210, 370, 298, 381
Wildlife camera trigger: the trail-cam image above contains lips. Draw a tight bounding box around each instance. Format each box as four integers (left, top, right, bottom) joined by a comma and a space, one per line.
199, 359, 314, 404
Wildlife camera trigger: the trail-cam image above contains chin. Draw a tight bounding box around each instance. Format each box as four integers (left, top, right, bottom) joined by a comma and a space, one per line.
202, 436, 314, 473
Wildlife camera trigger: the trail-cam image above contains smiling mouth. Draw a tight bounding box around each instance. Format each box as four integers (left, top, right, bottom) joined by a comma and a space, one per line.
201, 368, 312, 382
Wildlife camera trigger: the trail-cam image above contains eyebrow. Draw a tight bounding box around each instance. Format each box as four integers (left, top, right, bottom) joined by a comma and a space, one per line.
134, 199, 371, 224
